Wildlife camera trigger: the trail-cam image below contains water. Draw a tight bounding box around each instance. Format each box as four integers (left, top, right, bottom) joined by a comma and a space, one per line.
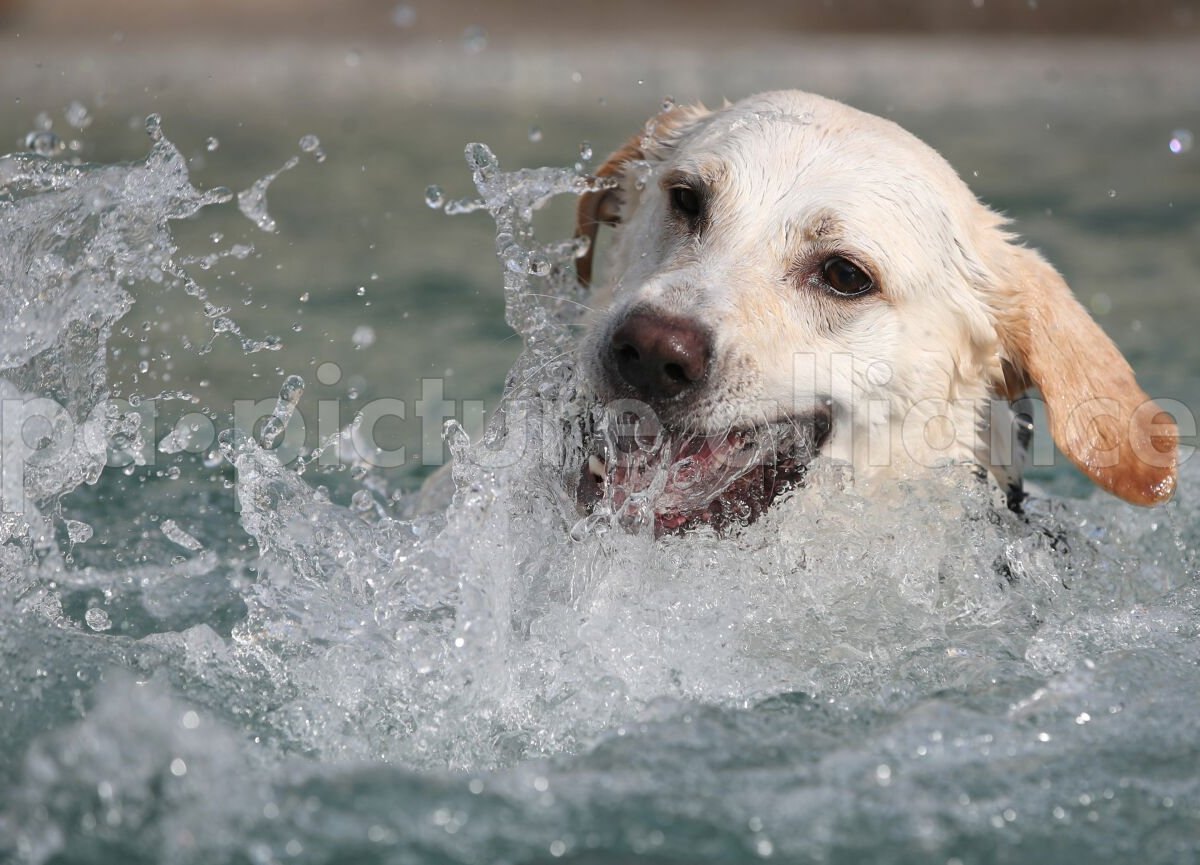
1, 71, 1199, 864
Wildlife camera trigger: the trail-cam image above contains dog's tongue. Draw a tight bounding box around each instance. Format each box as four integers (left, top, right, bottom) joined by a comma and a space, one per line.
583, 429, 783, 530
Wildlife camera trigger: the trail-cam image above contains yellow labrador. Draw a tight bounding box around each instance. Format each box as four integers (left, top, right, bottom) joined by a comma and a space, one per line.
574, 91, 1176, 534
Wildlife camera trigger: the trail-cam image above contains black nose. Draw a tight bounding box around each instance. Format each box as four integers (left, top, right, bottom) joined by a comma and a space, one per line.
608, 310, 712, 400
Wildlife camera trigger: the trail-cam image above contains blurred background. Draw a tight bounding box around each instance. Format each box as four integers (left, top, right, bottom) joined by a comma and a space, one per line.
3, 0, 1198, 36
1, 0, 1197, 495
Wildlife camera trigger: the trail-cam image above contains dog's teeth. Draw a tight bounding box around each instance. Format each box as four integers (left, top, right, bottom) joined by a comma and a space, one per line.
588, 455, 607, 484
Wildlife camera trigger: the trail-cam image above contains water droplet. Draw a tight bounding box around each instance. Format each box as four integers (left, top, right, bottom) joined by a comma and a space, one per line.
237, 155, 299, 232
661, 95, 676, 112
579, 141, 593, 162
391, 4, 416, 27
205, 136, 219, 152
316, 361, 341, 385
64, 100, 92, 130
462, 25, 487, 54
169, 758, 187, 777
344, 49, 362, 67
144, 113, 163, 142
65, 519, 93, 544
528, 125, 543, 143
1090, 292, 1112, 316
356, 286, 367, 297
352, 325, 375, 348
1169, 129, 1193, 155
424, 185, 446, 209
351, 489, 375, 511
161, 519, 203, 551
528, 252, 552, 277
1107, 189, 1118, 198
299, 134, 326, 162
571, 71, 583, 84
260, 374, 305, 448
85, 607, 112, 632
23, 130, 64, 157
465, 142, 498, 180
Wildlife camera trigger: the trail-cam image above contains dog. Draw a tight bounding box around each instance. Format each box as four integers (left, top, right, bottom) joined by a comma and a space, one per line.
573, 90, 1177, 535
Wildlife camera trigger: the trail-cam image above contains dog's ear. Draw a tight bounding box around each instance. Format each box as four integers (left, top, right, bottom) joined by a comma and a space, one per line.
574, 136, 642, 288
575, 103, 710, 287
991, 244, 1177, 505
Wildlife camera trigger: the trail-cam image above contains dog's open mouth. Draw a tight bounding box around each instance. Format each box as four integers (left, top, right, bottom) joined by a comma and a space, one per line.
576, 408, 832, 536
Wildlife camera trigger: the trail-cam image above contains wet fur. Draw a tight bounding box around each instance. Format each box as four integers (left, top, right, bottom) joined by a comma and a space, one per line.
576, 91, 1177, 507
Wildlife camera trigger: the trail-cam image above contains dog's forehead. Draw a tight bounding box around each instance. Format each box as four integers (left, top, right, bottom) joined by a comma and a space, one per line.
660, 93, 981, 264
673, 93, 967, 210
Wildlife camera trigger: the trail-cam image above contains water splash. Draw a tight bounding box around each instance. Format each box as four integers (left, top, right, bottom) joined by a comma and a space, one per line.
0, 119, 1197, 865
236, 155, 300, 233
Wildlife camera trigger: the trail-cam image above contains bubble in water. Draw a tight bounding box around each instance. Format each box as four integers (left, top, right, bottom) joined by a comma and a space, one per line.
528, 126, 543, 143
391, 3, 416, 27
351, 325, 375, 349
579, 141, 593, 162
206, 136, 219, 152
1107, 189, 1118, 198
462, 25, 487, 54
64, 100, 92, 130
1169, 129, 1194, 155
351, 489, 375, 512
527, 252, 552, 277
424, 185, 446, 209
23, 130, 64, 157
161, 519, 203, 551
84, 608, 112, 632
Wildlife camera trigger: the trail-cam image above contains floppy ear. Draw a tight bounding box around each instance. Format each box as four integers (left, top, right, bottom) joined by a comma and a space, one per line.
992, 245, 1177, 505
574, 136, 642, 288
574, 103, 710, 287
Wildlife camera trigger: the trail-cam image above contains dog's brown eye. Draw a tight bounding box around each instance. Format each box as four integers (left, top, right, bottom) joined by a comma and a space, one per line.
669, 186, 702, 221
821, 256, 874, 297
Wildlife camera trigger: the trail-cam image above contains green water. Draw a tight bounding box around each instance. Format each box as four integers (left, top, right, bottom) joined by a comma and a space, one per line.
1, 38, 1199, 865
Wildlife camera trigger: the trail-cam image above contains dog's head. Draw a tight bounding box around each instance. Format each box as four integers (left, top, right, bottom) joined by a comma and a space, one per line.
575, 91, 1176, 534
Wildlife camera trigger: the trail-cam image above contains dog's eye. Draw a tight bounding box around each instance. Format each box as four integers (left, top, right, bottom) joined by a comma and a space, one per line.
668, 186, 703, 221
821, 256, 874, 297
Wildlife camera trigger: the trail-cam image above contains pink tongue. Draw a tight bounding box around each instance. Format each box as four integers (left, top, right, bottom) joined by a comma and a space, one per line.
610, 432, 762, 515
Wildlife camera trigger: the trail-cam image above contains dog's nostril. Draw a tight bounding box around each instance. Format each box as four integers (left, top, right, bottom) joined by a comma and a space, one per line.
663, 362, 687, 383
616, 344, 640, 364
608, 310, 712, 401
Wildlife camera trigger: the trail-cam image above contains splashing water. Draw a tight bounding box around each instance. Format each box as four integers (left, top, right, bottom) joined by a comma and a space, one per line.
0, 116, 1197, 865
237, 154, 300, 233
